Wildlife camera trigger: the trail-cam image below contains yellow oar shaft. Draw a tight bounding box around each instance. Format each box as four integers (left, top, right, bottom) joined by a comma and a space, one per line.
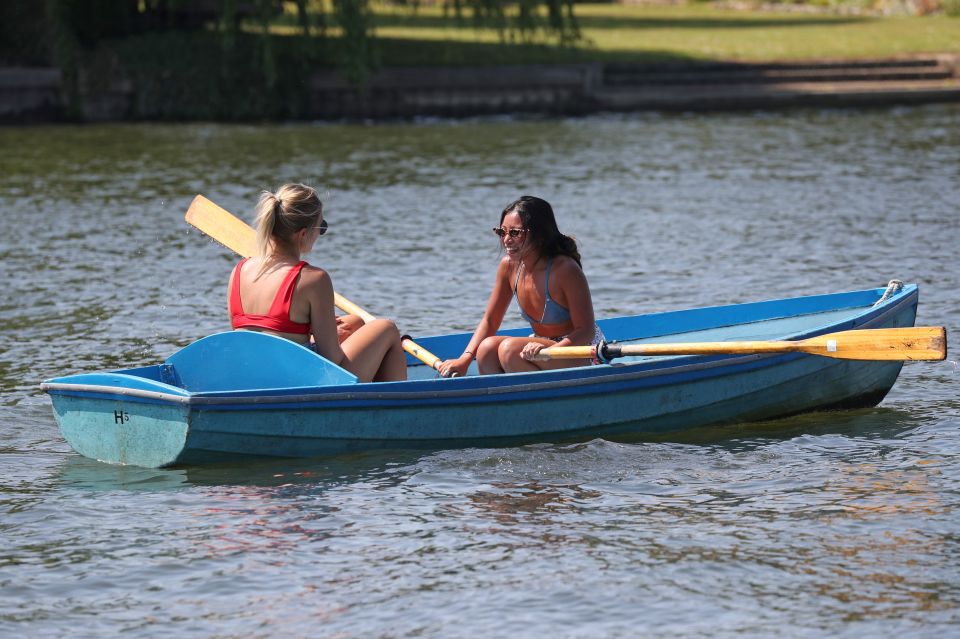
331, 294, 376, 324
534, 342, 805, 360
185, 195, 442, 370
400, 339, 441, 369
536, 327, 947, 362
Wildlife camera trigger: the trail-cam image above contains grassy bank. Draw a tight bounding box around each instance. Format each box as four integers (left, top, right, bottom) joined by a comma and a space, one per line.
75, 3, 958, 120
363, 3, 960, 65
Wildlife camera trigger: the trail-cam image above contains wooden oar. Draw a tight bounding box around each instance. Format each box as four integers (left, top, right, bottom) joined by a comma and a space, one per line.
184, 195, 444, 372
533, 327, 947, 363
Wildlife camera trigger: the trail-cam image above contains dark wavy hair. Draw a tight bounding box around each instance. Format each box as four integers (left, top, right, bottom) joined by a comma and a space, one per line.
500, 196, 581, 267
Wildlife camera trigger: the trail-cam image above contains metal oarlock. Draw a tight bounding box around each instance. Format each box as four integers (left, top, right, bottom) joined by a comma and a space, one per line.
593, 340, 617, 365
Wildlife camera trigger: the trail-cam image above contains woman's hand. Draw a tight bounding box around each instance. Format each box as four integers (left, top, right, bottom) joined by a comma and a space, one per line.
520, 341, 547, 361
335, 314, 364, 343
438, 354, 472, 378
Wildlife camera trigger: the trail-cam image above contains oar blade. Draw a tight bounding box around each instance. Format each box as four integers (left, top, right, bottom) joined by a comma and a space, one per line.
184, 195, 376, 322
185, 195, 257, 258
802, 327, 947, 361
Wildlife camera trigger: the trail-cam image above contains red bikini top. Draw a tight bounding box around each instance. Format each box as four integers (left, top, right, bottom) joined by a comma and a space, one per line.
229, 258, 311, 334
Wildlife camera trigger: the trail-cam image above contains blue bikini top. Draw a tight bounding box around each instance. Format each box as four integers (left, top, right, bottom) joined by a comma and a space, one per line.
513, 257, 572, 326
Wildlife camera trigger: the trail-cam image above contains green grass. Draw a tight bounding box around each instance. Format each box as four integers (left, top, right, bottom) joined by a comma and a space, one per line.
84, 3, 959, 120
360, 3, 960, 65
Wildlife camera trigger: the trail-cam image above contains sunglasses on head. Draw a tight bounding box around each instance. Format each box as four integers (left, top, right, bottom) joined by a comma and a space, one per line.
314, 219, 328, 235
493, 226, 527, 238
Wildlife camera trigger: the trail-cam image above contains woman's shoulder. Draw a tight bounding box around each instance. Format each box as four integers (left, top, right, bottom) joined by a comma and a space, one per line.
298, 263, 333, 287
495, 255, 516, 275
550, 254, 584, 275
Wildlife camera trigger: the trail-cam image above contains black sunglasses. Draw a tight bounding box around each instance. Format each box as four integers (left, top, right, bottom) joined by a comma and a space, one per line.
493, 226, 527, 238
314, 219, 328, 236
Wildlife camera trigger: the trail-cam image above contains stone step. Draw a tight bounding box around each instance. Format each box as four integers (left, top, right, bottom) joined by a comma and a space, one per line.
606, 57, 942, 74
604, 65, 954, 86
3, 56, 958, 122
593, 78, 960, 111
603, 57, 956, 86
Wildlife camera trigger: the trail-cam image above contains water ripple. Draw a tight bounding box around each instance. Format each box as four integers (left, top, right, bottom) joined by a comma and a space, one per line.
2, 105, 959, 637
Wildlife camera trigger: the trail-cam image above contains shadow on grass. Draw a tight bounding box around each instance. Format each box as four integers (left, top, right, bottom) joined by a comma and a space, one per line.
371, 13, 867, 31
375, 36, 706, 65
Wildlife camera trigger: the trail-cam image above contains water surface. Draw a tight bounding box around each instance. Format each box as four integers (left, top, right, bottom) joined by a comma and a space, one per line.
1, 105, 959, 637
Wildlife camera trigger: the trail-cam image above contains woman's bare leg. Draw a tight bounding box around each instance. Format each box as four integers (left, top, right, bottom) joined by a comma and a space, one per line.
477, 336, 510, 375
373, 331, 407, 382
498, 337, 591, 373
341, 319, 407, 382
336, 314, 365, 343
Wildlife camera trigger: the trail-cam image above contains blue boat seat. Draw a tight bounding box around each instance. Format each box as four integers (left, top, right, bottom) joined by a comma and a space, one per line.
165, 331, 358, 392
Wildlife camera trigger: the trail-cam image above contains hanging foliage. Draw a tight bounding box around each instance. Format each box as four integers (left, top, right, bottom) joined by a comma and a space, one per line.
11, 0, 582, 120
401, 0, 580, 45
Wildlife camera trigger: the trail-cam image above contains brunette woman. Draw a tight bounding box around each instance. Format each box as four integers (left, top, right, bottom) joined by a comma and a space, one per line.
438, 196, 603, 377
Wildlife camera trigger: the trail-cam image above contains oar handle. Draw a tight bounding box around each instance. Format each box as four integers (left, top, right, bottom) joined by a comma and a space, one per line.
341, 299, 445, 371
531, 342, 625, 362
400, 335, 442, 371
532, 345, 596, 361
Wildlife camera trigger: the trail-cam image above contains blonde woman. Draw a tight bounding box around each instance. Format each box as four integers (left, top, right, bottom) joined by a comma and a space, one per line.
227, 183, 406, 382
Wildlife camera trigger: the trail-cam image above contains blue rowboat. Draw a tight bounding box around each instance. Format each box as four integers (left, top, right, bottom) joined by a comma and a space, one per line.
42, 283, 922, 468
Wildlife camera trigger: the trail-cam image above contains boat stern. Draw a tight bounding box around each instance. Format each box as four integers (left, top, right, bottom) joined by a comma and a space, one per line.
42, 369, 193, 467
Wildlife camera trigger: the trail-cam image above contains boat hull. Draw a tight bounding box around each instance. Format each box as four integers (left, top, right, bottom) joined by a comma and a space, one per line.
180, 350, 904, 459
54, 397, 192, 468
43, 284, 922, 467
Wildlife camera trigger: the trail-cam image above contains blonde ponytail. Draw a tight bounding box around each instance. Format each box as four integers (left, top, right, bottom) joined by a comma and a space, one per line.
253, 192, 280, 257
252, 183, 323, 257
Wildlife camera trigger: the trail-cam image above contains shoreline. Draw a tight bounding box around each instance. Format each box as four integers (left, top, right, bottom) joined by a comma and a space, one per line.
3, 53, 958, 124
